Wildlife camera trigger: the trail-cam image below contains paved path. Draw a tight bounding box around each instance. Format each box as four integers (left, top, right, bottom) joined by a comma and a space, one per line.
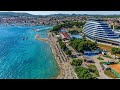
66, 43, 111, 79
92, 55, 112, 79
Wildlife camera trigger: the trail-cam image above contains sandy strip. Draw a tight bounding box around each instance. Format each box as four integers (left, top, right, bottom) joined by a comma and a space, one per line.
48, 37, 64, 79
35, 34, 64, 79
35, 32, 78, 79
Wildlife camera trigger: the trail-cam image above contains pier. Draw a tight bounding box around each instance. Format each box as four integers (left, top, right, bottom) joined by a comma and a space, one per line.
35, 34, 48, 42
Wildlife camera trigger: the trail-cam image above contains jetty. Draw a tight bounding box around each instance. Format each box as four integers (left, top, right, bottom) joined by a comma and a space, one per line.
35, 34, 48, 42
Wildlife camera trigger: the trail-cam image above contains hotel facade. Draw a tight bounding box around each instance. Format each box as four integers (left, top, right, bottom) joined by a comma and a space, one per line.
83, 19, 120, 46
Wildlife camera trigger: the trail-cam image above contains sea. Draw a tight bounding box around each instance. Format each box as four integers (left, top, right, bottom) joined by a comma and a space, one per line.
0, 25, 59, 79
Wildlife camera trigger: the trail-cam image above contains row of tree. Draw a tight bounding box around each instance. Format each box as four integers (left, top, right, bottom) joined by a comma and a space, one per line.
58, 39, 72, 56
71, 59, 95, 79
114, 25, 120, 29
75, 66, 94, 79
68, 30, 79, 34
51, 21, 85, 32
69, 38, 98, 53
111, 47, 120, 58
71, 59, 83, 67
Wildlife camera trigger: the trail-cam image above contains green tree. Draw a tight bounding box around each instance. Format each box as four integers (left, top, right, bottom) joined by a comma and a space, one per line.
75, 66, 93, 79
71, 59, 83, 66
65, 49, 72, 55
82, 35, 86, 41
51, 21, 85, 32
111, 47, 120, 59
69, 39, 98, 53
77, 42, 84, 52
59, 40, 67, 50
69, 30, 79, 34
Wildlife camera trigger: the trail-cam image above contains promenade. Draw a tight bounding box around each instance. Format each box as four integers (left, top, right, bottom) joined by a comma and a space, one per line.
92, 55, 112, 79
48, 32, 78, 79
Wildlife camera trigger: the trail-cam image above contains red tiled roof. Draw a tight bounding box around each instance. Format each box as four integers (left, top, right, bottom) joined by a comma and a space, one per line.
61, 32, 70, 39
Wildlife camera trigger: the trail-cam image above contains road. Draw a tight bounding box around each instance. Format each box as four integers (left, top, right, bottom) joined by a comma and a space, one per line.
92, 55, 112, 79
66, 42, 112, 79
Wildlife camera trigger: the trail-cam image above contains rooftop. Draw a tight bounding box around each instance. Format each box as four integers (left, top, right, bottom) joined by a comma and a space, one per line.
60, 32, 70, 39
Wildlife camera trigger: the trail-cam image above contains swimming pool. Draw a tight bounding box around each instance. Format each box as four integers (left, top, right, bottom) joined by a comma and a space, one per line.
70, 34, 82, 39
84, 53, 98, 56
83, 50, 100, 56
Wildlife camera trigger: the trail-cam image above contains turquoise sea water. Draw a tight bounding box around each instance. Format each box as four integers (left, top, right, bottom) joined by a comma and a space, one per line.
0, 25, 59, 79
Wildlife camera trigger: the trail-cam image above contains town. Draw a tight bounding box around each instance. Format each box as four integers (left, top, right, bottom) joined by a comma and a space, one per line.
1, 12, 120, 79
48, 18, 120, 79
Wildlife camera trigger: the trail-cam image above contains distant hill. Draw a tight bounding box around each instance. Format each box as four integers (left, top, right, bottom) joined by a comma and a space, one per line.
0, 12, 120, 18
0, 12, 35, 17
46, 14, 120, 17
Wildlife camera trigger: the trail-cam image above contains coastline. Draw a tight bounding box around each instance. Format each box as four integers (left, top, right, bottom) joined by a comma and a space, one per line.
35, 33, 63, 79
35, 32, 78, 79
47, 32, 78, 79
48, 40, 64, 79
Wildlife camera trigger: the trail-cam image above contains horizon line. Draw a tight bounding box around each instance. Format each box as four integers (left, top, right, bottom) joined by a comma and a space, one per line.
1, 11, 120, 15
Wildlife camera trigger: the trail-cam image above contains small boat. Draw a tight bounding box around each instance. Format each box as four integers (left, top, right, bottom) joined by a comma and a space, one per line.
22, 37, 28, 40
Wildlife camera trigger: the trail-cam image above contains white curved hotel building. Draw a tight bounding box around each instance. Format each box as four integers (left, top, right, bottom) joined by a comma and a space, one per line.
83, 19, 120, 46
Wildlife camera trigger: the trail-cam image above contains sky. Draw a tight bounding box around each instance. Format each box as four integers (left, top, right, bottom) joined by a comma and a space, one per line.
1, 11, 120, 15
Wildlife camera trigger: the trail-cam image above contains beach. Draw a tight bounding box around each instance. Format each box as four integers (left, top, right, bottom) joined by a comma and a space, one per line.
35, 31, 78, 79
35, 32, 78, 79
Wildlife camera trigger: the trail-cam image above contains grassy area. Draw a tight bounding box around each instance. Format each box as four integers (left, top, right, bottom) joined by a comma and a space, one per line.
104, 69, 118, 78
103, 54, 112, 59
88, 65, 99, 77
116, 54, 120, 58
98, 44, 112, 52
97, 56, 104, 60
75, 66, 94, 79
98, 44, 120, 58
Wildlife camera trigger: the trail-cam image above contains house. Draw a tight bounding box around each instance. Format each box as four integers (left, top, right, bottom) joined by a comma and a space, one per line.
60, 32, 70, 40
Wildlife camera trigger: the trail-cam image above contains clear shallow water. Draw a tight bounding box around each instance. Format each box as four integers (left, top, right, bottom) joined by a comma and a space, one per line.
0, 25, 59, 79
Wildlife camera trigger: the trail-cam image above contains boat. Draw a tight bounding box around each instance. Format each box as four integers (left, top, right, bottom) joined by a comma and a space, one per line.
22, 37, 28, 40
